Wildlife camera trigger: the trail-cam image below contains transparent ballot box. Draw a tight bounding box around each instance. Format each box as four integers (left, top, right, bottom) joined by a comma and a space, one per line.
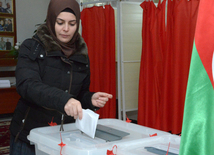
117, 134, 180, 155
28, 119, 176, 155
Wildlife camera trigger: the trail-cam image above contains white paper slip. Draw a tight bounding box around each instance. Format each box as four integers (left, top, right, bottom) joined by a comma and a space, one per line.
75, 109, 99, 138
0, 80, 11, 88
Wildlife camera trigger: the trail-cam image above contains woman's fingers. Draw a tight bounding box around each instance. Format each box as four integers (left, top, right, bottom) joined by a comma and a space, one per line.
92, 92, 113, 107
64, 98, 83, 120
98, 92, 113, 99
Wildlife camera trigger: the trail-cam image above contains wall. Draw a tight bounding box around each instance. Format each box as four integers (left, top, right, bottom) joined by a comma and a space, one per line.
120, 2, 142, 114
15, 0, 50, 43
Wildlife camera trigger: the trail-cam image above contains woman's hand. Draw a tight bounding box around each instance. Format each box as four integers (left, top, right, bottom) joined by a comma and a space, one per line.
92, 92, 113, 108
64, 98, 82, 120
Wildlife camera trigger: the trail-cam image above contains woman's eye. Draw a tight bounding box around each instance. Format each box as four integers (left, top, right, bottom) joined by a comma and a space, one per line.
69, 22, 76, 26
57, 22, 63, 25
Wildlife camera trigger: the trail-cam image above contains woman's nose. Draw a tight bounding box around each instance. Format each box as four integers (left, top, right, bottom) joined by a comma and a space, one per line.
63, 24, 69, 31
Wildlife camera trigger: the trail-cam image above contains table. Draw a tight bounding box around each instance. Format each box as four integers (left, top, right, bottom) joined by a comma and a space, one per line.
0, 86, 20, 114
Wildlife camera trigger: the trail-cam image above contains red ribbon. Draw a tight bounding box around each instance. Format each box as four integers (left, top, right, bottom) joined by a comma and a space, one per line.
166, 142, 170, 155
126, 115, 132, 123
149, 133, 157, 137
107, 145, 117, 155
48, 117, 57, 126
58, 132, 66, 155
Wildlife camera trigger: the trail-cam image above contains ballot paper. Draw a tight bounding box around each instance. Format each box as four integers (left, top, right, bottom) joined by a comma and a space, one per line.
75, 109, 99, 138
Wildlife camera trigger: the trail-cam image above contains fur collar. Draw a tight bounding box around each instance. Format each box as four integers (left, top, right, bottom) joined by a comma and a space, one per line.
35, 24, 88, 56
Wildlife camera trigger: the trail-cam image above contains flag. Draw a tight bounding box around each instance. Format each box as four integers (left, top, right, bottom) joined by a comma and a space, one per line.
179, 0, 214, 155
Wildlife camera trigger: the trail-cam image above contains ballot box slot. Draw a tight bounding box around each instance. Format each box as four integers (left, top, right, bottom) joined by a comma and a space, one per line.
95, 124, 130, 142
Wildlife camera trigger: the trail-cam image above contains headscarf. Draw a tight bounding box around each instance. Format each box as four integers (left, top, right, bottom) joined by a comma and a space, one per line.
46, 0, 80, 56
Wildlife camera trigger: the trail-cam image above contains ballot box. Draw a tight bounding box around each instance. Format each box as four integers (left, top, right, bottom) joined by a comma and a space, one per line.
117, 134, 180, 155
27, 119, 176, 155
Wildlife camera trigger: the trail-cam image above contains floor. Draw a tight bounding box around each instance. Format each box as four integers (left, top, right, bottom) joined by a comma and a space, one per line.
126, 110, 138, 121
119, 110, 138, 124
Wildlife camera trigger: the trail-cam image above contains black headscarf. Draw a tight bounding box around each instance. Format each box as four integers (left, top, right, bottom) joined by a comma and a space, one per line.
46, 0, 80, 56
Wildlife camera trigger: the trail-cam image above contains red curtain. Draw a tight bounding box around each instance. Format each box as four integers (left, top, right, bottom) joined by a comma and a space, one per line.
81, 5, 116, 118
138, 0, 199, 134
138, 0, 166, 130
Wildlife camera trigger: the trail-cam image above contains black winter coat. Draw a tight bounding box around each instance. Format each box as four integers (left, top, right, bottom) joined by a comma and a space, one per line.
10, 25, 96, 143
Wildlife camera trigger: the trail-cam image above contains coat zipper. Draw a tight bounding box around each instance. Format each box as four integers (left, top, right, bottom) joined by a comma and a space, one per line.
60, 57, 73, 131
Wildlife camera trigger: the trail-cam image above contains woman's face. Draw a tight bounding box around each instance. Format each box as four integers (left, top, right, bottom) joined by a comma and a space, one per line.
55, 12, 77, 43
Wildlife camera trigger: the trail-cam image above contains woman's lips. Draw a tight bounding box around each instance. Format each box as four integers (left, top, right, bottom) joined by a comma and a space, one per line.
61, 34, 69, 38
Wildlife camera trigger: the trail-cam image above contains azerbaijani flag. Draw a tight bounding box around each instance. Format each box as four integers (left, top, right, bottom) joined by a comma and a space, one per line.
179, 0, 214, 155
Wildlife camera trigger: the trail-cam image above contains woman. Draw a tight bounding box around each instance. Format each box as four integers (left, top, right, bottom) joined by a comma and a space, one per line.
9, 0, 112, 154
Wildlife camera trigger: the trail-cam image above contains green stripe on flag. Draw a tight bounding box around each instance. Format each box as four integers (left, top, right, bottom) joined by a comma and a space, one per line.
179, 41, 214, 155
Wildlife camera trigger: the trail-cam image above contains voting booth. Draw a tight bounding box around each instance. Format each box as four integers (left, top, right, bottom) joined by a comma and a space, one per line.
28, 119, 180, 155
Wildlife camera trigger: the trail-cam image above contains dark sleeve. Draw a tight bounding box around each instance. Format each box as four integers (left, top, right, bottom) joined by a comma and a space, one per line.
15, 39, 72, 113
77, 57, 99, 111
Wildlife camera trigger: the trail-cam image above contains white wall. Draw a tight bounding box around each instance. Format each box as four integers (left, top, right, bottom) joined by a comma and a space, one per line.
120, 2, 142, 111
15, 0, 50, 43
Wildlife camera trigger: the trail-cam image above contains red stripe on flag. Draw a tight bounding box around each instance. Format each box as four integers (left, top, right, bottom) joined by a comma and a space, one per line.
195, 0, 214, 88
